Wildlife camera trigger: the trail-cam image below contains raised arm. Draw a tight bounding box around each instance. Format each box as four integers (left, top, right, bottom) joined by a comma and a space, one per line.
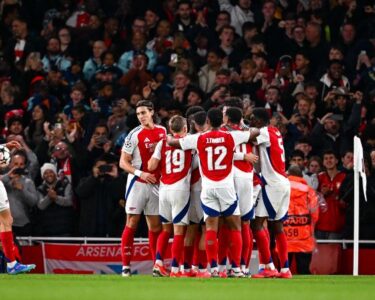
166, 135, 182, 149
248, 127, 260, 142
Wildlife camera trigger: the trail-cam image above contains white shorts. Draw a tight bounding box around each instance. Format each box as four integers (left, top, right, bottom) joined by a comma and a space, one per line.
253, 184, 262, 204
0, 181, 9, 212
201, 187, 240, 220
189, 189, 204, 224
125, 177, 159, 215
255, 183, 290, 221
159, 189, 190, 225
234, 176, 254, 221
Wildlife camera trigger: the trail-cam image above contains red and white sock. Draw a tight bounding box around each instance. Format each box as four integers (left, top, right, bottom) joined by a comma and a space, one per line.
205, 230, 218, 270
155, 230, 168, 266
121, 226, 135, 267
241, 224, 251, 270
218, 224, 230, 270
275, 231, 289, 272
1, 231, 17, 266
171, 234, 184, 273
229, 229, 242, 271
254, 228, 272, 268
183, 245, 194, 271
192, 231, 201, 268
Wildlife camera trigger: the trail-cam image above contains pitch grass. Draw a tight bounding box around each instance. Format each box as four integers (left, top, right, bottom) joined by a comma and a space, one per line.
1, 275, 375, 300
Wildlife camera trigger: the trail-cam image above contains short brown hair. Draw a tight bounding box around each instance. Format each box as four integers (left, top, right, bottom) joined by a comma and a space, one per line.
169, 115, 186, 133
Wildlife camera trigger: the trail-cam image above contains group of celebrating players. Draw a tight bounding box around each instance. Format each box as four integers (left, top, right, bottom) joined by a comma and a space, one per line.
119, 99, 292, 279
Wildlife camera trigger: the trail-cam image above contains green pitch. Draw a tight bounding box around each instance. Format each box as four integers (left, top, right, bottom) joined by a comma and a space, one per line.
1, 275, 374, 300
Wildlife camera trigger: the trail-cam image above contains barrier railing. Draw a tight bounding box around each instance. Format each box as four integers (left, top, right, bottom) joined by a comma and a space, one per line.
17, 236, 375, 246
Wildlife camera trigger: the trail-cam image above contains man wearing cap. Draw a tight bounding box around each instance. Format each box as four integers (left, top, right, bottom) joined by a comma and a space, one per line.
35, 163, 74, 236
310, 90, 362, 156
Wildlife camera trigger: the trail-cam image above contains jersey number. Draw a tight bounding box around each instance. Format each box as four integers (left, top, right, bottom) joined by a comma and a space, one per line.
206, 146, 227, 171
165, 150, 185, 174
278, 138, 285, 162
235, 143, 247, 154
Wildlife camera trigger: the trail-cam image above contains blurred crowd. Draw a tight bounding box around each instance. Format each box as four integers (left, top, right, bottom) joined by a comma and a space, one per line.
0, 0, 375, 239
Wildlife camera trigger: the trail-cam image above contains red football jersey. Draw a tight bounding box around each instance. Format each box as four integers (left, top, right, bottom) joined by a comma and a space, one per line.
153, 137, 192, 188
221, 124, 253, 173
256, 126, 287, 185
316, 171, 346, 233
122, 125, 167, 183
179, 130, 250, 188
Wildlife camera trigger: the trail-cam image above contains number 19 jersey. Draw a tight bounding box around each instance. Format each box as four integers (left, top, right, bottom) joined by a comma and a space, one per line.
152, 138, 192, 190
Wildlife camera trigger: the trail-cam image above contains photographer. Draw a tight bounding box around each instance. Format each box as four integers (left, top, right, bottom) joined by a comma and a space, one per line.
35, 163, 74, 236
0, 150, 38, 236
87, 123, 113, 168
76, 154, 126, 237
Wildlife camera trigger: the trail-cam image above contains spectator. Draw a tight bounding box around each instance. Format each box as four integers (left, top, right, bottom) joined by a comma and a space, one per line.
320, 60, 350, 102
218, 0, 254, 36
119, 51, 153, 97
289, 149, 319, 190
118, 32, 157, 74
76, 154, 126, 237
198, 48, 225, 93
3, 17, 40, 69
218, 25, 236, 67
41, 37, 72, 73
51, 140, 84, 189
310, 90, 362, 156
35, 163, 74, 236
83, 40, 107, 82
0, 150, 38, 235
86, 123, 112, 166
144, 8, 160, 39
315, 150, 347, 239
305, 21, 329, 78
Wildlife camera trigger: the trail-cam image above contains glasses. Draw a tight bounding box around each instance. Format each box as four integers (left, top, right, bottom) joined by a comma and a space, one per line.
53, 147, 66, 152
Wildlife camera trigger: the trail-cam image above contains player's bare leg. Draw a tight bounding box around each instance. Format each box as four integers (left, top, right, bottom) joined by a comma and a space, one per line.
184, 224, 198, 276
0, 209, 35, 274
224, 215, 244, 278
270, 220, 292, 278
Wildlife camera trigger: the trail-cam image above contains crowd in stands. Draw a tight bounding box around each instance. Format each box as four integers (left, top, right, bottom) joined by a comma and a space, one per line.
0, 0, 374, 239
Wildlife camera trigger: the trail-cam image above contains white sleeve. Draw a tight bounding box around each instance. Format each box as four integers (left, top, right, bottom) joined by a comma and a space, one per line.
231, 131, 250, 146
255, 127, 270, 145
234, 152, 245, 161
122, 132, 138, 154
179, 134, 199, 150
152, 140, 163, 160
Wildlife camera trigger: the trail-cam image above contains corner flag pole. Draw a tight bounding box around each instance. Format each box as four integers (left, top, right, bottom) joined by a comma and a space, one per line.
353, 150, 359, 276
353, 136, 367, 276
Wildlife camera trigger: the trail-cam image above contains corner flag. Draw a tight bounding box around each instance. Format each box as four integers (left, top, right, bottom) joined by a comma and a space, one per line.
353, 136, 367, 202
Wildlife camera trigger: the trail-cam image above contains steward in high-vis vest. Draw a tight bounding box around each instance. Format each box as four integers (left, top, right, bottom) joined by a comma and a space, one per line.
284, 165, 319, 274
